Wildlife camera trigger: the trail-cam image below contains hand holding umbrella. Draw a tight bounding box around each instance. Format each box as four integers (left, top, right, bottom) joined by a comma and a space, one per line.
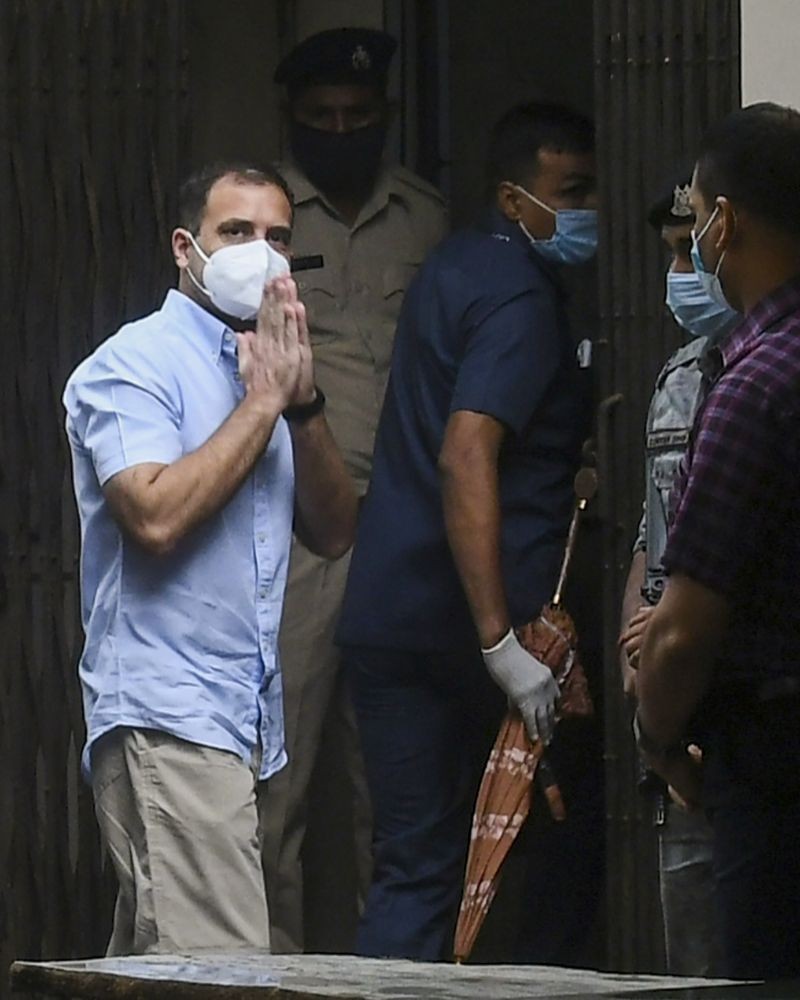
482, 630, 560, 744
453, 468, 597, 963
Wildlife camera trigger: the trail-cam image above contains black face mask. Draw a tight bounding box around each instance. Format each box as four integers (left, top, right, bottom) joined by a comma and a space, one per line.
290, 121, 387, 197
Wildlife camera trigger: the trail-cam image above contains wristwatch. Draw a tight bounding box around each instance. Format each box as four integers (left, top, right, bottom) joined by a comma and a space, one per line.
284, 386, 326, 423
632, 711, 685, 762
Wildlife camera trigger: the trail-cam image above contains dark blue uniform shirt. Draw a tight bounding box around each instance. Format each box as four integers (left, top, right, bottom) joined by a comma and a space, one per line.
337, 209, 591, 652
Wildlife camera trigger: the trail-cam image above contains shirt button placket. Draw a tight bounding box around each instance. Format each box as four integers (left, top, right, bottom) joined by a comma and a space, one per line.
254, 473, 274, 660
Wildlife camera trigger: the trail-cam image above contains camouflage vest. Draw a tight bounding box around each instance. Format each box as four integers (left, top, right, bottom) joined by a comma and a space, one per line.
642, 337, 708, 604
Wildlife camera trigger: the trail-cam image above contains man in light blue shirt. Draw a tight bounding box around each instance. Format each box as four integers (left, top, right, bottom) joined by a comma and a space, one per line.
64, 162, 356, 955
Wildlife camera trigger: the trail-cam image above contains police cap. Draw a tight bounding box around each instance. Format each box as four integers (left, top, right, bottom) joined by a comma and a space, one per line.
274, 28, 397, 96
647, 175, 694, 230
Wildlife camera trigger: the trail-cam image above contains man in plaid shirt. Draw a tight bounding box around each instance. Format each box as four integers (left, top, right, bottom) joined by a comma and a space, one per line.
637, 103, 800, 981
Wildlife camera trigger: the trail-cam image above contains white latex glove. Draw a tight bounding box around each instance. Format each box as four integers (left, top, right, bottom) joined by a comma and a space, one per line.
481, 628, 559, 744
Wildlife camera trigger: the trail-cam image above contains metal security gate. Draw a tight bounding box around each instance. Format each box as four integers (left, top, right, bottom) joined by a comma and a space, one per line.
593, 0, 741, 972
0, 1, 187, 992
0, 0, 745, 985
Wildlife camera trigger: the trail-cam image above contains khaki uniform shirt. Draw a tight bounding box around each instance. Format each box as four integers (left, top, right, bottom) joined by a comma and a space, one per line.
279, 161, 447, 493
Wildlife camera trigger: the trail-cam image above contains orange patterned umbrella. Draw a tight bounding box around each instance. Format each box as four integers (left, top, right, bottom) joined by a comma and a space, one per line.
453, 471, 596, 963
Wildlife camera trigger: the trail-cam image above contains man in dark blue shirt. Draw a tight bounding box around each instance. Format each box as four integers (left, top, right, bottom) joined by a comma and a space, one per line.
338, 102, 598, 961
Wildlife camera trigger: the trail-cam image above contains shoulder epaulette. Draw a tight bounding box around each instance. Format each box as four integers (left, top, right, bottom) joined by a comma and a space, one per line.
389, 164, 446, 204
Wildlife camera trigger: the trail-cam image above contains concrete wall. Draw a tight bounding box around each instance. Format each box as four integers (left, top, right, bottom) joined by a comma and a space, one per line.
741, 0, 800, 108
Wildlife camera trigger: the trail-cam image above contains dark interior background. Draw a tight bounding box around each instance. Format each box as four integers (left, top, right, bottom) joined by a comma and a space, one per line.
0, 2, 740, 995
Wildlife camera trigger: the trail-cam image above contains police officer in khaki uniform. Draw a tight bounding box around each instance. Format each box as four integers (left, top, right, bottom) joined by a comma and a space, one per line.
259, 27, 447, 954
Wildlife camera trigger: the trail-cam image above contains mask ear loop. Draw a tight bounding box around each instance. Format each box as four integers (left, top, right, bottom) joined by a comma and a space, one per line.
713, 202, 738, 280
693, 204, 720, 246
183, 231, 212, 299
512, 183, 556, 216
691, 205, 723, 277
186, 231, 211, 263
509, 183, 558, 246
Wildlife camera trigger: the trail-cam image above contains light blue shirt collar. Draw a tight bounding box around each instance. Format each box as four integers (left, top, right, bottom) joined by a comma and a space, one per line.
161, 288, 233, 364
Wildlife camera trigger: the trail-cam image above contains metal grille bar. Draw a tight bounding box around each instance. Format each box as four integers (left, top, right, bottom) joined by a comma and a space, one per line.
593, 0, 740, 972
0, 2, 187, 991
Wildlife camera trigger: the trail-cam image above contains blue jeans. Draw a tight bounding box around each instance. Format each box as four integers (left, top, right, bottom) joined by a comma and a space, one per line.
657, 801, 720, 976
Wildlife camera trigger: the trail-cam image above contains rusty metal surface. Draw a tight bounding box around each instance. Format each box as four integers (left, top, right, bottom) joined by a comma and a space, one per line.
0, 1, 187, 995
593, 0, 741, 974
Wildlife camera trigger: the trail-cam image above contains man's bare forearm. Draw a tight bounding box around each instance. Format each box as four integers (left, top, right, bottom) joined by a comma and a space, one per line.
439, 412, 509, 648
638, 573, 727, 746
621, 550, 646, 633
637, 618, 712, 745
104, 395, 282, 555
290, 413, 358, 559
619, 549, 646, 693
105, 278, 313, 556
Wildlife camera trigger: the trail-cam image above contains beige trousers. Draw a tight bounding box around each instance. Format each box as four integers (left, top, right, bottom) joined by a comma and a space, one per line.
259, 540, 371, 953
92, 727, 270, 955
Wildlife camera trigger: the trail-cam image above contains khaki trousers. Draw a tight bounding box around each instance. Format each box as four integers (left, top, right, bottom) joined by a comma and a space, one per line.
259, 540, 371, 953
93, 727, 270, 955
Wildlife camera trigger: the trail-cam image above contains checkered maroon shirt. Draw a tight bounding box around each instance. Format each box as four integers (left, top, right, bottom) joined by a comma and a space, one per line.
663, 276, 800, 684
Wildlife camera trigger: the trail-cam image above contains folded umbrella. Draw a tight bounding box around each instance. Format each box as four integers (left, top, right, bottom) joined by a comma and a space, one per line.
453, 468, 596, 963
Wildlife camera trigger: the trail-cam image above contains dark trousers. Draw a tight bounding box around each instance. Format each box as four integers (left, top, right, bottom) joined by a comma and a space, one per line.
512, 725, 605, 966
345, 644, 604, 963
704, 695, 800, 980
345, 644, 505, 960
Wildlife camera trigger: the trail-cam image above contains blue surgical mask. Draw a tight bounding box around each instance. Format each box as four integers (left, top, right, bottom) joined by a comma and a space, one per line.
690, 206, 732, 311
514, 185, 598, 265
665, 271, 739, 341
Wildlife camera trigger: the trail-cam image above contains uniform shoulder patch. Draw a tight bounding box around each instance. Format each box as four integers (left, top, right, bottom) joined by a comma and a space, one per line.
389, 164, 446, 204
655, 337, 707, 388
665, 337, 707, 370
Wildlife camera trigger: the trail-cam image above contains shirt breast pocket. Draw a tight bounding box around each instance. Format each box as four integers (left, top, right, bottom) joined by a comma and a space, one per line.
296, 269, 340, 341
381, 262, 421, 322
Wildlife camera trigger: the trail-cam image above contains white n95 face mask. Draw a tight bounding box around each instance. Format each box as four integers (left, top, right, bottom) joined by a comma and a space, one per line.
186, 234, 290, 320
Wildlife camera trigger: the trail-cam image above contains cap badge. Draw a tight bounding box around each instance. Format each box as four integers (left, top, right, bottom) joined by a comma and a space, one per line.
352, 45, 372, 71
671, 184, 693, 218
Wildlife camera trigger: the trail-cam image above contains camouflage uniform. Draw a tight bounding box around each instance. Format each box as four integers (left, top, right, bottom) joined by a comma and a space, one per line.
634, 336, 720, 977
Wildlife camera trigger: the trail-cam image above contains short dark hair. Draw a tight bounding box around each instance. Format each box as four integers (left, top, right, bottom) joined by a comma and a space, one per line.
178, 162, 294, 233
695, 102, 800, 238
485, 101, 595, 198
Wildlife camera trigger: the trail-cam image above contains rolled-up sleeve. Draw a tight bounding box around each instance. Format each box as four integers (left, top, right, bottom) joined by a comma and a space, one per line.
663, 373, 786, 596
64, 349, 183, 486
450, 289, 559, 435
